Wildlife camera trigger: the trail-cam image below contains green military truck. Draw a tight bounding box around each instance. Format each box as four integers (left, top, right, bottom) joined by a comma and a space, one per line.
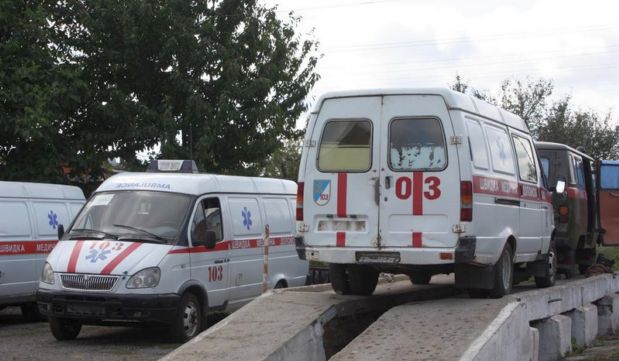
535, 142, 601, 276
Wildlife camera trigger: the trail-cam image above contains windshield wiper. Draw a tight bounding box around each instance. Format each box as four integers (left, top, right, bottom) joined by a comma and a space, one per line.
113, 224, 169, 244
68, 228, 118, 240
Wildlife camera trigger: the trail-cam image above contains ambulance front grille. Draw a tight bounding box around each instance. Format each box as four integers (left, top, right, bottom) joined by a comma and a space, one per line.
60, 274, 119, 291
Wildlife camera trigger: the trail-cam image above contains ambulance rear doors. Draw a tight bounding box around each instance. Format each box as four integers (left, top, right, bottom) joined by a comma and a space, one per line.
302, 94, 460, 255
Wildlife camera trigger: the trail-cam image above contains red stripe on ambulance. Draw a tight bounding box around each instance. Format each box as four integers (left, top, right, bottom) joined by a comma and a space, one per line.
100, 243, 141, 275
67, 241, 85, 273
337, 173, 347, 217
412, 172, 423, 215
412, 232, 422, 248
0, 240, 57, 256
336, 232, 346, 247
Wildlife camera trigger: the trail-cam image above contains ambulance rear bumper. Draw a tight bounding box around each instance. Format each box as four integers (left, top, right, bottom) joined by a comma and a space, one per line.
37, 289, 179, 325
299, 236, 476, 265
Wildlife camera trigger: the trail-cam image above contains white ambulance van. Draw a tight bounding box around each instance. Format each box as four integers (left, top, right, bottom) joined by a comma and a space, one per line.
0, 181, 85, 319
37, 160, 307, 341
296, 89, 556, 298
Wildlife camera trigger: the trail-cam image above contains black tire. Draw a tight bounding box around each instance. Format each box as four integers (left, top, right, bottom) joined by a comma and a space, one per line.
21, 303, 45, 322
488, 244, 514, 298
274, 280, 287, 289
329, 263, 351, 295
171, 293, 203, 343
535, 241, 557, 288
348, 264, 379, 296
468, 289, 489, 298
578, 264, 589, 275
410, 272, 432, 285
49, 317, 81, 341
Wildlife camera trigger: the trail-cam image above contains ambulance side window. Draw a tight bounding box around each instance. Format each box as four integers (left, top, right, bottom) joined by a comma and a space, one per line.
486, 125, 516, 175
512, 135, 537, 183
465, 118, 489, 170
191, 198, 223, 244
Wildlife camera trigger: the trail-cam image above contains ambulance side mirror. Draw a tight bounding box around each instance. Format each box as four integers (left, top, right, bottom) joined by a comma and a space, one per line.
193, 230, 217, 249
554, 175, 566, 194
57, 224, 65, 240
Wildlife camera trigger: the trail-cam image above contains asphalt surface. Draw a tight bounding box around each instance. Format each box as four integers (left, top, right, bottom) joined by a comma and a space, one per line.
0, 306, 237, 361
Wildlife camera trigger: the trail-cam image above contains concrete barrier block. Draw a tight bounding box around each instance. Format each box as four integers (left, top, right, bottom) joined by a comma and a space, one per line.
533, 315, 572, 361
596, 294, 619, 336
529, 327, 539, 361
566, 304, 598, 348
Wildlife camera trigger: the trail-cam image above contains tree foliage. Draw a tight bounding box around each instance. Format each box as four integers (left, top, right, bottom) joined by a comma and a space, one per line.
1, 0, 319, 183
450, 75, 619, 159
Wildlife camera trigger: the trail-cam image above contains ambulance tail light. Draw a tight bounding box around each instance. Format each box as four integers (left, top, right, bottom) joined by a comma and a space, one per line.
558, 205, 569, 223
460, 181, 473, 222
296, 182, 304, 221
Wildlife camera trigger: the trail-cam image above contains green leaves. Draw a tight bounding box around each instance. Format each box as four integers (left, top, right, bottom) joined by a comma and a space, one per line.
1, 0, 319, 185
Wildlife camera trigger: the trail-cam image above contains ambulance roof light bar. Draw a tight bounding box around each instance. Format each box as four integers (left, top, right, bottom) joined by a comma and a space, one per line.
146, 160, 199, 173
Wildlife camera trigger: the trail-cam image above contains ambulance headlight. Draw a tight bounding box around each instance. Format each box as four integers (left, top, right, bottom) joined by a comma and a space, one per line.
41, 262, 55, 284
126, 267, 161, 289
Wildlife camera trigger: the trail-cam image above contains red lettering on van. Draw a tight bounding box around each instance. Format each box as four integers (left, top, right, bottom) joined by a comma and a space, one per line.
394, 175, 442, 204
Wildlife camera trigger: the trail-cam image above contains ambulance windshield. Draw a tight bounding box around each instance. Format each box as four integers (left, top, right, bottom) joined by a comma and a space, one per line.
69, 191, 192, 244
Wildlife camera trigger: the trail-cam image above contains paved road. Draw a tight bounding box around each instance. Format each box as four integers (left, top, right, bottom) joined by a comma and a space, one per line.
0, 307, 236, 361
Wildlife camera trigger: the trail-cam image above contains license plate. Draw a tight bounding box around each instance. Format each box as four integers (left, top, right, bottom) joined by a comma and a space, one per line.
356, 252, 400, 264
67, 303, 105, 316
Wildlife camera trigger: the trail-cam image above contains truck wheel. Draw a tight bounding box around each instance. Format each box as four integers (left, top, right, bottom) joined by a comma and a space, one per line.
329, 263, 351, 295
578, 264, 589, 275
21, 303, 45, 322
171, 293, 203, 342
535, 240, 557, 288
49, 317, 82, 341
489, 244, 513, 298
410, 272, 432, 285
348, 265, 379, 296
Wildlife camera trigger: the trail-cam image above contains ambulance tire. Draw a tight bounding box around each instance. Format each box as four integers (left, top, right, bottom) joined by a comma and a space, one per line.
348, 265, 379, 296
171, 293, 203, 342
409, 272, 432, 285
535, 241, 557, 288
329, 263, 352, 295
49, 317, 82, 341
488, 244, 513, 298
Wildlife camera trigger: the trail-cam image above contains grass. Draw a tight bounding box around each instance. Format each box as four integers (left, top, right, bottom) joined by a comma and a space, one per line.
598, 246, 619, 271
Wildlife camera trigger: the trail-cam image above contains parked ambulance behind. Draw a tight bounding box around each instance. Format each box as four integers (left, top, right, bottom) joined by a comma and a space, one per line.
0, 181, 85, 319
296, 88, 556, 298
37, 160, 307, 341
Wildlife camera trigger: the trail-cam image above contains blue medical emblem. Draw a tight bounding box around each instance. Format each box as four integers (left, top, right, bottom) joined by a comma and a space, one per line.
242, 207, 252, 230
86, 249, 111, 263
313, 180, 331, 206
48, 210, 59, 229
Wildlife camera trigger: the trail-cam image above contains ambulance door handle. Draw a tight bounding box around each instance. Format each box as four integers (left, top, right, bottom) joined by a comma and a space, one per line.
374, 177, 381, 206
385, 176, 392, 189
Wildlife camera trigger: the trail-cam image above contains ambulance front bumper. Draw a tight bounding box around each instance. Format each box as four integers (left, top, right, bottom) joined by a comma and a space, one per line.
297, 236, 476, 265
37, 289, 180, 325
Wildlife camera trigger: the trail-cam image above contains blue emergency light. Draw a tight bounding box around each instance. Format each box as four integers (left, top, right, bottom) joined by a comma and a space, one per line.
146, 160, 199, 173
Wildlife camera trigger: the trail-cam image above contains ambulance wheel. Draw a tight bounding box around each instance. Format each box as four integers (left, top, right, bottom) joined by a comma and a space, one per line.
21, 303, 45, 322
348, 265, 379, 296
489, 244, 513, 298
329, 263, 351, 295
172, 293, 203, 342
578, 264, 589, 275
535, 241, 557, 288
49, 317, 82, 340
410, 272, 432, 285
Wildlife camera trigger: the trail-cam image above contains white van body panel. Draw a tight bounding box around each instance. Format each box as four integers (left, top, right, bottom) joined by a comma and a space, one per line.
0, 181, 85, 307
38, 172, 307, 325
298, 88, 553, 272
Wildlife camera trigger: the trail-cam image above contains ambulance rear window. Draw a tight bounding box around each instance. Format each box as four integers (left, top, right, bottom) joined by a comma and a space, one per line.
318, 120, 372, 172
389, 118, 446, 171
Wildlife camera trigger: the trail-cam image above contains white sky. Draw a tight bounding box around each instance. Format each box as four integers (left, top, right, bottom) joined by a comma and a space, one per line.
263, 0, 619, 125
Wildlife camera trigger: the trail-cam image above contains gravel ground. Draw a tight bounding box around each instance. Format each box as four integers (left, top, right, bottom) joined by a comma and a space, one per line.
0, 307, 181, 361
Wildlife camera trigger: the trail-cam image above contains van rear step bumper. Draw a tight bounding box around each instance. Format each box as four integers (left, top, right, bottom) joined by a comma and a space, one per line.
36, 289, 179, 325
296, 236, 476, 265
